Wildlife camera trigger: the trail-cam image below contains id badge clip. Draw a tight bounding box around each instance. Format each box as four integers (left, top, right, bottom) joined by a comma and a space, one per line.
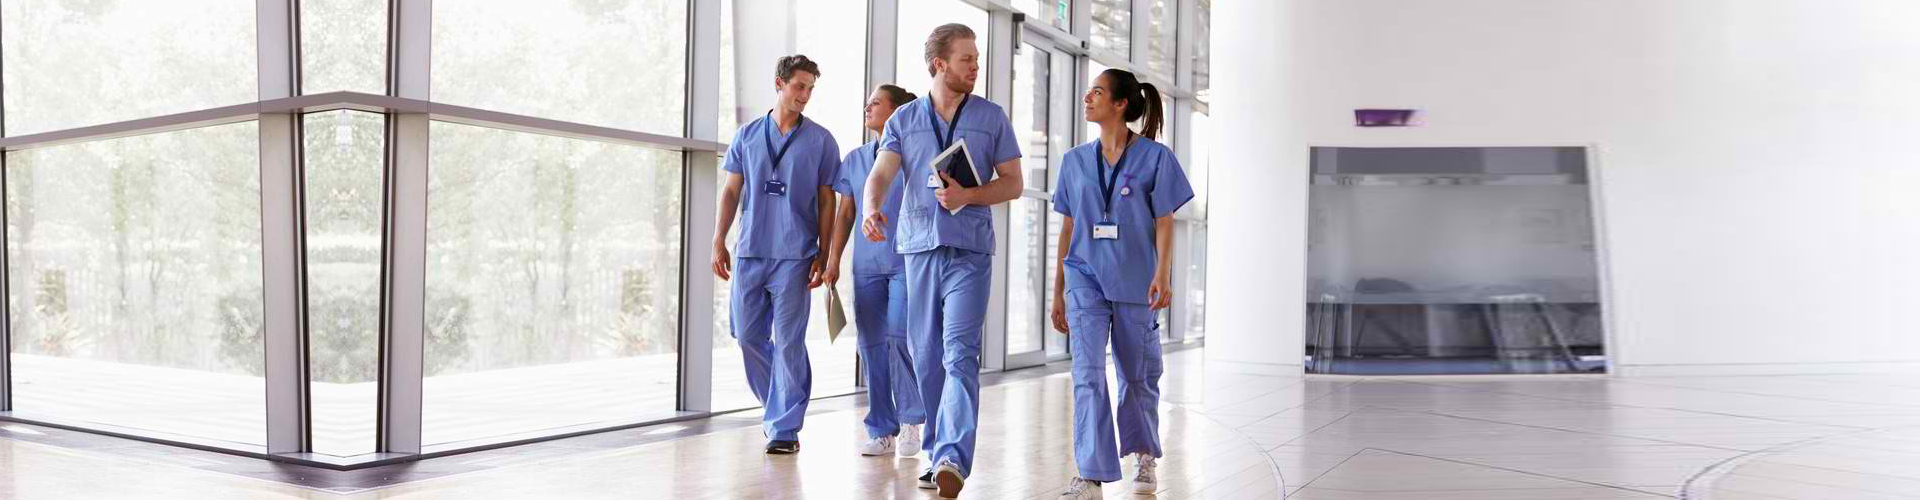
764, 180, 788, 196
1092, 222, 1120, 240
926, 173, 943, 189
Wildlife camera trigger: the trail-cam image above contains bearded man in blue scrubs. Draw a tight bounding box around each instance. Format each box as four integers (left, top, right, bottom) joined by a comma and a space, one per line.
859, 24, 1023, 499
711, 54, 841, 456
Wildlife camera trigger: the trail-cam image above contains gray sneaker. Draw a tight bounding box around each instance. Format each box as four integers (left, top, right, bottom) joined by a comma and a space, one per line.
1132, 454, 1158, 494
1061, 477, 1103, 499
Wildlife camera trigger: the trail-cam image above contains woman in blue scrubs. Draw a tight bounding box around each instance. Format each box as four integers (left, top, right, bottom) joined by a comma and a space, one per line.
1050, 68, 1193, 499
824, 84, 927, 458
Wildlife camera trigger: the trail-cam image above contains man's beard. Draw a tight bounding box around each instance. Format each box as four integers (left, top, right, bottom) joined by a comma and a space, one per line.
941, 71, 974, 95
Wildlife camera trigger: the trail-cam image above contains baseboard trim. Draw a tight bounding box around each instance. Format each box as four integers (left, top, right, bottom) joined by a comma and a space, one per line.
1616, 361, 1920, 377
1206, 359, 1304, 376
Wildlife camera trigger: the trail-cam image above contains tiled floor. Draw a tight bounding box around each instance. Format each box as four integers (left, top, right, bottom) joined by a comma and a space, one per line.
7, 346, 1920, 498
1193, 370, 1920, 499
0, 345, 1279, 499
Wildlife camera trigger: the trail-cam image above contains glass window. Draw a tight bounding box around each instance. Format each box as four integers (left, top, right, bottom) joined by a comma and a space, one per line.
1008, 198, 1048, 354
6, 122, 265, 446
717, 0, 739, 138
897, 1, 990, 98
796, 0, 870, 155
1045, 209, 1067, 358
1084, 61, 1111, 142
303, 110, 385, 457
432, 0, 686, 135
715, 0, 868, 152
1187, 109, 1210, 217
1185, 224, 1207, 340
1014, 45, 1052, 190
301, 0, 387, 94
422, 121, 683, 445
1090, 0, 1132, 57
709, 170, 753, 412
717, 0, 868, 153
1, 0, 256, 136
1046, 51, 1077, 189
1144, 0, 1177, 78
1194, 0, 1211, 102
1015, 0, 1069, 29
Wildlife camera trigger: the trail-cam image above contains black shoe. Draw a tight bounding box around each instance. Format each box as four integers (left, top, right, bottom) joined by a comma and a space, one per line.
765, 440, 799, 454
917, 469, 935, 489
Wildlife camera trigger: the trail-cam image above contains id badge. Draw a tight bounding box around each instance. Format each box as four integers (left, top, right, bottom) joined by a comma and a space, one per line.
764, 180, 788, 196
1092, 223, 1120, 240
926, 173, 942, 188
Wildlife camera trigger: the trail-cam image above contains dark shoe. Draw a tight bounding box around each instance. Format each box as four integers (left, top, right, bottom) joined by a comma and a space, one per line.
765, 440, 799, 454
917, 469, 935, 489
935, 461, 965, 498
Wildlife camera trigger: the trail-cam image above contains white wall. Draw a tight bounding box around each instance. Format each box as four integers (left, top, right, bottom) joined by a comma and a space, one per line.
1212, 0, 1920, 375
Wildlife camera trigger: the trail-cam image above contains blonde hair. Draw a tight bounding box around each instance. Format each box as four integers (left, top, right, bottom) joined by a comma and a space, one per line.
923, 23, 977, 77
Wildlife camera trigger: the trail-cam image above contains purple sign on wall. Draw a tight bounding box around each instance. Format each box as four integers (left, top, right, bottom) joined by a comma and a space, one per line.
1355, 109, 1416, 127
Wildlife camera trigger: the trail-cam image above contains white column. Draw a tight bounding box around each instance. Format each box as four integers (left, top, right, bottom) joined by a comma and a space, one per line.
380, 0, 431, 454
258, 0, 310, 455
1208, 0, 1304, 375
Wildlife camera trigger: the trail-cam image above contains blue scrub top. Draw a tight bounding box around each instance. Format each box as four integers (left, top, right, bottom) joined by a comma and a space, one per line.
724, 113, 842, 260
833, 141, 906, 275
1052, 136, 1194, 305
878, 94, 1021, 256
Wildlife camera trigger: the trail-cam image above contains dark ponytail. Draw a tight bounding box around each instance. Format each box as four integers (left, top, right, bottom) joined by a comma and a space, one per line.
1100, 68, 1165, 140
877, 84, 917, 108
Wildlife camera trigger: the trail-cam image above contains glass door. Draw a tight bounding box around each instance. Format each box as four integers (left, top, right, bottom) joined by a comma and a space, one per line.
1005, 39, 1076, 369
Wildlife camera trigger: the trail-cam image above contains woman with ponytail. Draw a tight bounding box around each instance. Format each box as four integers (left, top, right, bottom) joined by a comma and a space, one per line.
1050, 68, 1192, 498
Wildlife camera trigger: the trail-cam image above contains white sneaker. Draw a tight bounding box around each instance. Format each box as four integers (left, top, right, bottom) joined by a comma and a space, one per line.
1060, 477, 1103, 499
858, 435, 894, 456
896, 424, 922, 457
1131, 454, 1159, 495
934, 460, 966, 498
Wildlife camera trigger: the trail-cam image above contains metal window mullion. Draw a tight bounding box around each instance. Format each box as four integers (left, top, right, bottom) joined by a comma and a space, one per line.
1, 11, 8, 412
1130, 0, 1149, 65
981, 8, 1018, 372
1073, 0, 1092, 40
677, 0, 719, 414
258, 0, 310, 456
1167, 0, 1182, 89
0, 153, 11, 412
379, 0, 430, 455
0, 10, 8, 413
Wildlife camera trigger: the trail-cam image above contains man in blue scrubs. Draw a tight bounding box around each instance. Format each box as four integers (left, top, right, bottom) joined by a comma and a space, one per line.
824, 84, 926, 458
711, 55, 840, 455
859, 24, 1024, 498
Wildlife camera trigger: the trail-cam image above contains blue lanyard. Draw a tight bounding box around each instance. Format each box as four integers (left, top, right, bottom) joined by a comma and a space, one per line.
763, 111, 804, 173
1096, 131, 1135, 220
925, 93, 971, 152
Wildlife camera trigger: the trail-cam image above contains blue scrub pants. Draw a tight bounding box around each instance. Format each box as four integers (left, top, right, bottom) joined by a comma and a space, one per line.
904, 247, 992, 476
852, 271, 927, 439
1065, 284, 1166, 482
731, 257, 814, 442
